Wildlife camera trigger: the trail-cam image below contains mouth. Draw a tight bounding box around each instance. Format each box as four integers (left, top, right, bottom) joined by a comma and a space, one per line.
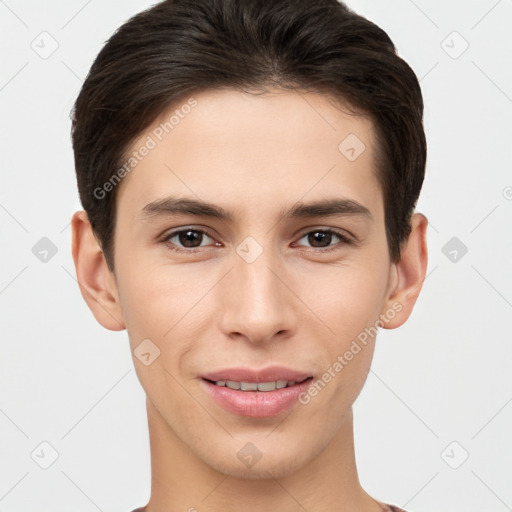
200, 367, 315, 417
201, 366, 313, 385
203, 376, 312, 392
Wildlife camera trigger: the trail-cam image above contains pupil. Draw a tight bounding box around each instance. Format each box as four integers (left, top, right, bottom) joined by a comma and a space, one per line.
309, 231, 331, 247
180, 230, 202, 247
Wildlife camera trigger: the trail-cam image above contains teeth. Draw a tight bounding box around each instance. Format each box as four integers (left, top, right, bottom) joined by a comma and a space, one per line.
214, 379, 305, 391
240, 382, 258, 391
257, 381, 276, 391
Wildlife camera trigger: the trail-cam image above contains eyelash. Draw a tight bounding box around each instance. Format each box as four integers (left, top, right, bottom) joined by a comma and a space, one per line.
161, 227, 353, 254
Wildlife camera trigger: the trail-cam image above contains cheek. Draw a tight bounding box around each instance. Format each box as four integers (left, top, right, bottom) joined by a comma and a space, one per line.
116, 266, 202, 400
309, 270, 385, 411
116, 259, 214, 368
313, 260, 389, 334
308, 264, 388, 397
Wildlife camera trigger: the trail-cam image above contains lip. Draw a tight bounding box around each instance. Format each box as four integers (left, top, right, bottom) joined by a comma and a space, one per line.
200, 366, 314, 418
201, 366, 312, 383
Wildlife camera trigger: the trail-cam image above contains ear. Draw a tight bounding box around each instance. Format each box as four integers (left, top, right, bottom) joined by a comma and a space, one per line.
71, 210, 125, 331
380, 212, 428, 329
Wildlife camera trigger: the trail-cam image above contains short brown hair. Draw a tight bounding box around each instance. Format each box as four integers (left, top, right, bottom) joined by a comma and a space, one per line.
71, 0, 426, 270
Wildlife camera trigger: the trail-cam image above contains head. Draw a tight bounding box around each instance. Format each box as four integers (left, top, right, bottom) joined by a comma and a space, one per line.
71, 0, 428, 479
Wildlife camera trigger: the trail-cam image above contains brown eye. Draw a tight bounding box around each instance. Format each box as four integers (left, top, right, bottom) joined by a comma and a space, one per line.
177, 230, 203, 248
295, 229, 351, 252
163, 228, 216, 251
308, 231, 334, 248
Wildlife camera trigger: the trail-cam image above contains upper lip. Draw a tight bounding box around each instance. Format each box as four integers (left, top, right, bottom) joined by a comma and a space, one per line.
202, 366, 312, 383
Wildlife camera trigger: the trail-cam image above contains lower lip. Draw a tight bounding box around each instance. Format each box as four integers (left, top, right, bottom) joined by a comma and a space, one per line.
201, 378, 313, 418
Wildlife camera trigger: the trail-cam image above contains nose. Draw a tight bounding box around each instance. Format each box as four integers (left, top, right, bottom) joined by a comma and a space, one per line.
218, 243, 296, 345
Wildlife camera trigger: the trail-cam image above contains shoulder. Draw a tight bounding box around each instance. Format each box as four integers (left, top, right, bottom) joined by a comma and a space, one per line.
129, 505, 407, 512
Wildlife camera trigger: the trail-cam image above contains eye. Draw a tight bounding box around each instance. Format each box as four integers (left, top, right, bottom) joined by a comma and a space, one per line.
294, 229, 352, 252
161, 227, 353, 254
163, 228, 218, 252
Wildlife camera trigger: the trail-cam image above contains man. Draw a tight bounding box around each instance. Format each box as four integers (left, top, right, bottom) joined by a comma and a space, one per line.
70, 1, 428, 510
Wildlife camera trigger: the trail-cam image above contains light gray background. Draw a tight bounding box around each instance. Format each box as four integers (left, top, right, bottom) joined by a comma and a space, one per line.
1, 1, 511, 511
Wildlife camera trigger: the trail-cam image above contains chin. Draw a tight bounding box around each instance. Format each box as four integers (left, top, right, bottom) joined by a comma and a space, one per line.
199, 442, 310, 481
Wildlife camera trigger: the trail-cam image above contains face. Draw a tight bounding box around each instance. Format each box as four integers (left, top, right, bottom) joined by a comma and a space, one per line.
110, 88, 398, 478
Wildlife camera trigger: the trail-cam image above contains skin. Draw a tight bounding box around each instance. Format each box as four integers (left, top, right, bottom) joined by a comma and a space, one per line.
72, 88, 428, 512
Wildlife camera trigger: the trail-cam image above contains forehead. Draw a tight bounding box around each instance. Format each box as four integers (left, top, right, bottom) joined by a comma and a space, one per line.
116, 88, 382, 220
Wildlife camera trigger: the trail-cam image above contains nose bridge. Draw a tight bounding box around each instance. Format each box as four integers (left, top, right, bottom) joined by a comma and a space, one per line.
219, 236, 294, 342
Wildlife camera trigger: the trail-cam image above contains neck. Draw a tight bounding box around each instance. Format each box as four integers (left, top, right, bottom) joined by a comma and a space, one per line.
143, 400, 385, 512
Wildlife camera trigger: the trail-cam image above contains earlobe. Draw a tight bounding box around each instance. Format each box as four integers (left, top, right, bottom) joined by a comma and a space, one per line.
381, 212, 429, 329
71, 210, 126, 331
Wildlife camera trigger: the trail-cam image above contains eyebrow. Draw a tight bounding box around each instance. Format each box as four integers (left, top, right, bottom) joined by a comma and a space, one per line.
140, 196, 373, 223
